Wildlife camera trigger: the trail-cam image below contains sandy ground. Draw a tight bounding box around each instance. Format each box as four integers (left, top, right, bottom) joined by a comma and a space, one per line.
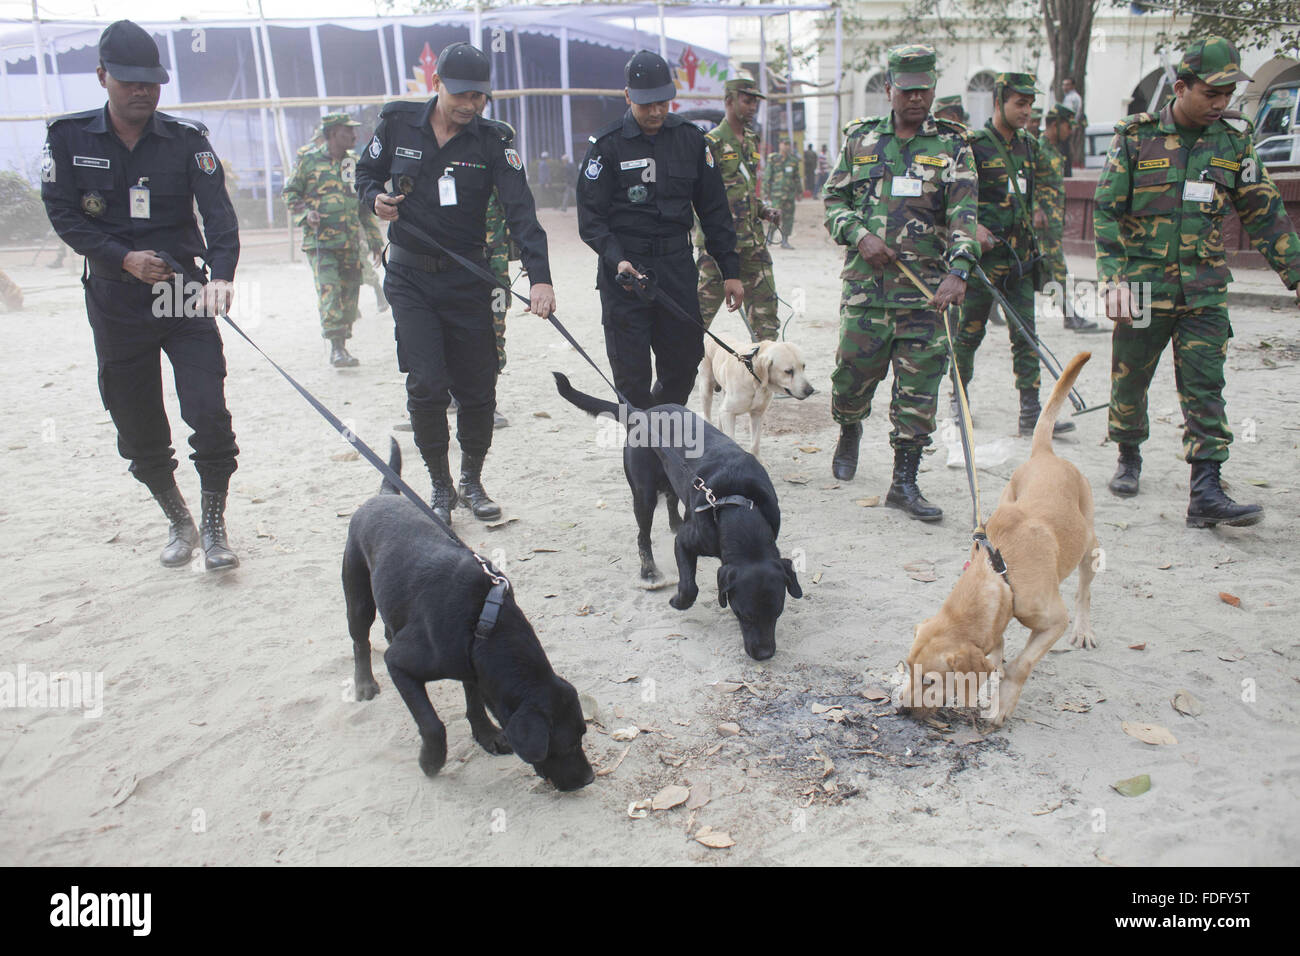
2, 202, 1298, 866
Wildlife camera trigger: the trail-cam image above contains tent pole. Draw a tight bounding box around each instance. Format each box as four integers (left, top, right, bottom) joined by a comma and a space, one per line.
249, 26, 276, 229
657, 3, 667, 61
164, 30, 180, 108
831, 4, 843, 157
393, 22, 405, 94
785, 10, 795, 149
309, 23, 328, 115
377, 23, 393, 98
758, 17, 768, 156
29, 0, 51, 121
513, 26, 527, 163
560, 25, 573, 164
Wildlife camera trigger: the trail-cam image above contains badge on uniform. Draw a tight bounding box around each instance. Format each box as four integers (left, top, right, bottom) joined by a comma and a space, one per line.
81, 191, 106, 218
341, 156, 356, 186
397, 175, 416, 195
195, 151, 218, 175
891, 176, 923, 198
40, 143, 55, 183
705, 149, 714, 168
439, 166, 458, 206
129, 177, 150, 219
1183, 179, 1215, 203
586, 155, 603, 180
369, 136, 382, 159
628, 184, 649, 203
504, 148, 523, 171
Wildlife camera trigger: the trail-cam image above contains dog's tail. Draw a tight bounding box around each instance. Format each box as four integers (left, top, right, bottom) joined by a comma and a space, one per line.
1032, 351, 1091, 457
552, 371, 626, 420
380, 437, 402, 495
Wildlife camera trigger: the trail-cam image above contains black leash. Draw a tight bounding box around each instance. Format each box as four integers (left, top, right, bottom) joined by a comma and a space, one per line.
157, 252, 510, 638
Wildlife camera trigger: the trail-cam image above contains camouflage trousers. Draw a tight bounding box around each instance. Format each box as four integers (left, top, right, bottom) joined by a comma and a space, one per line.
361, 256, 387, 311
832, 303, 948, 449
1038, 228, 1067, 288
309, 247, 362, 340
491, 259, 509, 372
0, 268, 21, 311
955, 254, 1041, 391
777, 199, 796, 240
697, 248, 779, 341
1109, 302, 1232, 463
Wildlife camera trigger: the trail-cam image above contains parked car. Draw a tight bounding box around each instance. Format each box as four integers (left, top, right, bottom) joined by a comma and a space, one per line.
1252, 81, 1300, 170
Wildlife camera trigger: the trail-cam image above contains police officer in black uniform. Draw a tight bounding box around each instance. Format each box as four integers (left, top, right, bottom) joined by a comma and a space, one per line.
577, 50, 742, 410
355, 42, 554, 526
41, 20, 241, 572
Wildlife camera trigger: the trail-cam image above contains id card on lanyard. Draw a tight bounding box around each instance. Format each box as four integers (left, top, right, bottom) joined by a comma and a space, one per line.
438, 167, 458, 206
129, 177, 150, 219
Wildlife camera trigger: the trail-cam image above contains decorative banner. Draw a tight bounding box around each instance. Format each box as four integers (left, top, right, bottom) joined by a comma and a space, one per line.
406, 42, 438, 94
673, 45, 727, 113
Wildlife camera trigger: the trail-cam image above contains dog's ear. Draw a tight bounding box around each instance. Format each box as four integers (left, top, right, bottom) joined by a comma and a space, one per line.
505, 704, 550, 764
717, 565, 735, 608
782, 557, 803, 598
753, 347, 773, 385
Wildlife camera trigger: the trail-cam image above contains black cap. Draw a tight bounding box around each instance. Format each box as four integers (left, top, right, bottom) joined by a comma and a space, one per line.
99, 20, 169, 85
437, 42, 491, 95
625, 50, 676, 104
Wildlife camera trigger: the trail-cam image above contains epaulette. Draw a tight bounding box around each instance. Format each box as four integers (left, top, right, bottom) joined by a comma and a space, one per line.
379, 99, 426, 118
842, 115, 882, 136
155, 111, 209, 136
46, 107, 103, 128
1114, 112, 1157, 134
588, 117, 625, 144
479, 117, 516, 143
1219, 109, 1252, 135
934, 116, 969, 135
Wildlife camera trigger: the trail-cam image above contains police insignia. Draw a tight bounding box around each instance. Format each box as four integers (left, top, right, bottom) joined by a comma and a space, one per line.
368, 135, 382, 159
40, 143, 54, 184
628, 184, 649, 203
397, 175, 416, 195
81, 191, 106, 217
585, 156, 603, 180
195, 151, 218, 175
505, 148, 523, 170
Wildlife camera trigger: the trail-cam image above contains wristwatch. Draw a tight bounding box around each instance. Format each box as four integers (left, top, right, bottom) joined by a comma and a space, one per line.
948, 263, 970, 282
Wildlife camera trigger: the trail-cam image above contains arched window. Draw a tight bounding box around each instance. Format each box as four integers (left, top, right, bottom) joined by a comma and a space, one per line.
967, 71, 997, 129
864, 72, 889, 121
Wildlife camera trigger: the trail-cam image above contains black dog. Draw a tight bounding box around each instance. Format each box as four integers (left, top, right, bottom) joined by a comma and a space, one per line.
553, 373, 801, 660
341, 439, 594, 791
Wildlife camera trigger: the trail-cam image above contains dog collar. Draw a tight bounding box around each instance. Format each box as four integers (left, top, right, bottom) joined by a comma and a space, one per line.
694, 494, 755, 513
473, 557, 510, 640
973, 532, 1010, 585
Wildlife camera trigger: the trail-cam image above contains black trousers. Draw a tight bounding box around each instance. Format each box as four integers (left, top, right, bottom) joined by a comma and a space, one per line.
598, 248, 705, 410
84, 275, 238, 495
385, 260, 497, 465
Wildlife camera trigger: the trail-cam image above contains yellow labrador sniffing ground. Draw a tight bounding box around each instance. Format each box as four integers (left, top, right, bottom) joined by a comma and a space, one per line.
699, 337, 815, 459
901, 352, 1099, 727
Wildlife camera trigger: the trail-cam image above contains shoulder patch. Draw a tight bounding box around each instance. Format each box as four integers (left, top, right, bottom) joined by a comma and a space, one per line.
156, 111, 209, 136
480, 117, 516, 144
379, 99, 427, 118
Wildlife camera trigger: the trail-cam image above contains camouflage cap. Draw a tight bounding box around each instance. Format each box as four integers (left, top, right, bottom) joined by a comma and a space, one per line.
887, 44, 937, 90
934, 94, 963, 111
1179, 36, 1252, 86
725, 74, 766, 99
996, 72, 1042, 96
320, 112, 361, 131
1045, 103, 1076, 123
1030, 107, 1043, 119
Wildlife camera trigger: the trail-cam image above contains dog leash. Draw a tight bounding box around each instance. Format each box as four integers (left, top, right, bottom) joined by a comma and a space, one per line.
156, 251, 511, 637
894, 260, 1008, 582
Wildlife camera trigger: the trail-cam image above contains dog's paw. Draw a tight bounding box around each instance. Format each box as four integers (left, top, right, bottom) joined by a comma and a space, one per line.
418, 734, 448, 777
355, 678, 380, 701
669, 587, 698, 611
1068, 629, 1097, 650
474, 729, 513, 756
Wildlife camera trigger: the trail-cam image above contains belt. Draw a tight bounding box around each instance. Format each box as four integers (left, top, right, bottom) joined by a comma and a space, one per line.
620, 233, 690, 257
386, 241, 485, 274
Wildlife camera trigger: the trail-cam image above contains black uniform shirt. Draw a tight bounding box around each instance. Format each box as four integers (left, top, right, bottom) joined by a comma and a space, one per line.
577, 110, 739, 279
354, 98, 551, 286
41, 105, 240, 280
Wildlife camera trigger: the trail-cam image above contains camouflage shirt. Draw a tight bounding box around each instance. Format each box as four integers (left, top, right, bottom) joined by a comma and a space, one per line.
1094, 104, 1300, 308
485, 187, 512, 277
824, 111, 980, 308
1035, 133, 1067, 232
283, 144, 383, 253
764, 150, 802, 203
965, 120, 1039, 256
694, 120, 769, 250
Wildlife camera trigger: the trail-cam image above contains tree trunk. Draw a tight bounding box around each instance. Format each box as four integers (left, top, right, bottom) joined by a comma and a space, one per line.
1042, 0, 1098, 164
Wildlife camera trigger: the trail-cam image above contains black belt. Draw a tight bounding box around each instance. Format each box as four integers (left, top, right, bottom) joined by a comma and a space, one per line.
386, 241, 485, 274
620, 234, 690, 257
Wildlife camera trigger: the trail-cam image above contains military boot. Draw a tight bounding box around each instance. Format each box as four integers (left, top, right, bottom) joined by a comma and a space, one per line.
1186, 461, 1263, 528
831, 422, 862, 481
1018, 388, 1075, 437
199, 490, 239, 571
153, 482, 198, 568
427, 455, 458, 527
1107, 443, 1141, 497
329, 337, 359, 368
458, 454, 502, 521
1064, 309, 1101, 332
885, 446, 943, 522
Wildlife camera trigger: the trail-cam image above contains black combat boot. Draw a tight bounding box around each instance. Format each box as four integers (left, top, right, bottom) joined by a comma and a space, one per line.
885, 446, 943, 522
1018, 388, 1075, 437
831, 422, 862, 481
153, 482, 198, 568
458, 454, 502, 521
329, 337, 359, 368
427, 455, 458, 527
1107, 443, 1141, 497
199, 490, 239, 571
1186, 460, 1263, 528
1063, 308, 1101, 333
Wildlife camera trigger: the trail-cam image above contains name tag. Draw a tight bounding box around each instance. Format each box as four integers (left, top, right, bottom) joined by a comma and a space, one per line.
620, 158, 651, 170
394, 147, 422, 160
129, 180, 150, 219
73, 156, 110, 169
438, 167, 458, 206
915, 155, 946, 167
1183, 180, 1215, 203
891, 176, 923, 197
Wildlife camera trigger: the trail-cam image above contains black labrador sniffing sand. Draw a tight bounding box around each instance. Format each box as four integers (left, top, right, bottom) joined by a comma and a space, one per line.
342, 439, 594, 791
554, 373, 801, 661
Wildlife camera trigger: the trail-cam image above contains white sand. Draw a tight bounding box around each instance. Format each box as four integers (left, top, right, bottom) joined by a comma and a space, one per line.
2, 203, 1297, 865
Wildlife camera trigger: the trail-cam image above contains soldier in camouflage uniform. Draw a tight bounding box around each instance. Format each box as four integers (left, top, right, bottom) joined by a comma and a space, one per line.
1035, 102, 1100, 332
823, 45, 980, 520
695, 75, 782, 341
765, 138, 802, 249
1095, 37, 1300, 527
955, 72, 1076, 437
934, 95, 968, 127
283, 113, 383, 367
